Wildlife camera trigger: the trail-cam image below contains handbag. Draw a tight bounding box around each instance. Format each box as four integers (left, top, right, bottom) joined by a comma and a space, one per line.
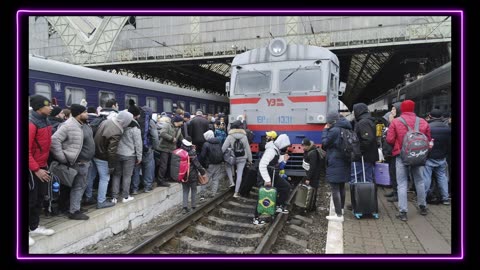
49, 160, 78, 187
223, 148, 236, 165
198, 172, 209, 185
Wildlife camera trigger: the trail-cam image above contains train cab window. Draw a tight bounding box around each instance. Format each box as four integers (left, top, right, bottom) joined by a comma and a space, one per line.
234, 71, 271, 94
209, 104, 215, 114
178, 101, 186, 111
163, 99, 172, 113
201, 104, 207, 114
125, 94, 138, 108
34, 83, 52, 100
280, 68, 322, 93
65, 87, 86, 107
146, 97, 157, 112
190, 102, 197, 114
98, 91, 115, 108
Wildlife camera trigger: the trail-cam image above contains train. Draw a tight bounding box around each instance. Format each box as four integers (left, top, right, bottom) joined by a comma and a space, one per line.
367, 61, 451, 118
227, 38, 343, 176
28, 55, 230, 115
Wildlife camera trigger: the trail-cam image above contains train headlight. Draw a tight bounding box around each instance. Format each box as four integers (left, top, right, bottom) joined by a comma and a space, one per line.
269, 38, 287, 56
317, 115, 325, 123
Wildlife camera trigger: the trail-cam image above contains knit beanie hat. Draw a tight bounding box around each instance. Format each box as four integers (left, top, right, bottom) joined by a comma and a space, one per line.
30, 95, 51, 111
70, 104, 87, 117
400, 100, 415, 113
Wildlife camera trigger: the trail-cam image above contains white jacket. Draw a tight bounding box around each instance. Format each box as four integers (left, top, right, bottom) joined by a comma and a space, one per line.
259, 134, 291, 183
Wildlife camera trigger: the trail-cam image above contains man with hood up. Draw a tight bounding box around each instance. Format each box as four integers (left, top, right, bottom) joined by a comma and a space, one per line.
351, 103, 379, 183
199, 130, 225, 199
252, 134, 292, 225
93, 110, 134, 209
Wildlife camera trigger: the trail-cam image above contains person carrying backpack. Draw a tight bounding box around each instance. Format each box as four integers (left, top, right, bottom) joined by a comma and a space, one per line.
199, 130, 225, 199
386, 100, 431, 221
301, 138, 326, 212
350, 103, 379, 183
222, 120, 253, 197
321, 112, 352, 222
179, 137, 206, 214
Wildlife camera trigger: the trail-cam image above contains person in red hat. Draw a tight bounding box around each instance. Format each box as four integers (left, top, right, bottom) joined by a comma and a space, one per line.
386, 100, 431, 221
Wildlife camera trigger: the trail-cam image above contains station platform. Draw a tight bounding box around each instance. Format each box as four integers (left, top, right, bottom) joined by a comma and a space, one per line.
29, 183, 184, 254
331, 185, 451, 254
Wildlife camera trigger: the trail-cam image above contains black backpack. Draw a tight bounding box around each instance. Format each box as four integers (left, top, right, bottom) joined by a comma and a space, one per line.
233, 138, 245, 157
339, 128, 362, 161
90, 115, 108, 136
245, 129, 254, 144
208, 143, 224, 164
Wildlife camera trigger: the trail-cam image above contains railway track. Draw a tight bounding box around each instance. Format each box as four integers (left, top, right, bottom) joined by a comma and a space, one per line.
128, 184, 300, 254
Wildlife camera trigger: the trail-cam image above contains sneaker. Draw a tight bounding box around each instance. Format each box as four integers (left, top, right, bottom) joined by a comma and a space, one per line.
83, 197, 97, 206
384, 191, 395, 197
275, 206, 289, 213
30, 226, 55, 236
326, 215, 344, 222
387, 196, 398, 202
96, 201, 115, 209
131, 190, 139, 195
199, 196, 205, 201
442, 200, 451, 205
69, 211, 89, 220
29, 236, 35, 246
253, 218, 266, 225
233, 192, 240, 198
123, 196, 135, 203
181, 207, 190, 214
111, 198, 118, 204
144, 188, 152, 193
396, 212, 408, 221
229, 184, 235, 188
419, 205, 428, 216
157, 181, 171, 187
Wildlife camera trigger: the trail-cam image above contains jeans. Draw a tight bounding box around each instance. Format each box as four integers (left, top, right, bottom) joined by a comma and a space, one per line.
200, 163, 224, 196
94, 158, 111, 204
182, 181, 197, 208
396, 156, 427, 213
423, 158, 449, 202
111, 156, 136, 199
226, 158, 247, 193
84, 160, 97, 199
350, 161, 375, 183
70, 162, 90, 214
132, 150, 155, 191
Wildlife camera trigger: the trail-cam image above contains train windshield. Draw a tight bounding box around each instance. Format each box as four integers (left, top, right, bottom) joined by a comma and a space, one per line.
234, 70, 271, 94
279, 67, 323, 92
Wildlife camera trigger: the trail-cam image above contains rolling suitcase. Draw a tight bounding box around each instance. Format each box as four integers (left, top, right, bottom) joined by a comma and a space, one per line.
293, 184, 314, 209
350, 156, 379, 219
374, 162, 390, 186
257, 168, 277, 216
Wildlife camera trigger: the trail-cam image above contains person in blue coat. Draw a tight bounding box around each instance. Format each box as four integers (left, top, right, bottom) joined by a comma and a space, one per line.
322, 112, 352, 222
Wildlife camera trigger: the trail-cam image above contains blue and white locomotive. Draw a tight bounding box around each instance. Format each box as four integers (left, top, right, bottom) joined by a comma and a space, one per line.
29, 55, 229, 114
227, 38, 343, 176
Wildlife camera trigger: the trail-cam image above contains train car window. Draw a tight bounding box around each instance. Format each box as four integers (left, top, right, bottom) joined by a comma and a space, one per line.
163, 99, 172, 113
190, 102, 196, 114
34, 82, 52, 100
125, 94, 138, 108
234, 71, 271, 94
98, 91, 115, 108
65, 86, 86, 107
209, 104, 215, 114
279, 68, 322, 93
178, 101, 186, 111
201, 104, 207, 114
146, 97, 157, 112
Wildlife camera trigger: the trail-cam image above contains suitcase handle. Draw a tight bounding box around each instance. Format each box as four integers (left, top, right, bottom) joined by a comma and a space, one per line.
353, 155, 367, 183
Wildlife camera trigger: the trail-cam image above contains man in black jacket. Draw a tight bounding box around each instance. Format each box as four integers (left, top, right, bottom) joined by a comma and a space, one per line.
350, 103, 379, 183
423, 109, 451, 205
302, 138, 326, 211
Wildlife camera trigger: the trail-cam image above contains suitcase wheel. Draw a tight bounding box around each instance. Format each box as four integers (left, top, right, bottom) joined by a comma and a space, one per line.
373, 213, 379, 219
354, 213, 362, 219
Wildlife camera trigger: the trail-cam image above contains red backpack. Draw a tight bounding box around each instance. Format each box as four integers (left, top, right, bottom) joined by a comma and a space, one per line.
170, 148, 190, 182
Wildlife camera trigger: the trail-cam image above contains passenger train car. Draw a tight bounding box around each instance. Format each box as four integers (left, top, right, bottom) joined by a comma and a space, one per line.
227, 38, 343, 176
368, 61, 451, 117
29, 55, 230, 114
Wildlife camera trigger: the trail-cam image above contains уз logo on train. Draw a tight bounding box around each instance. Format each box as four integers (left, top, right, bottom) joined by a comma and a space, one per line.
266, 98, 284, 107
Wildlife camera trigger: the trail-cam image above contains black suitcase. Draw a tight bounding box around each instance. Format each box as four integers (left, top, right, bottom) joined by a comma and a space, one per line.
350, 156, 379, 219
239, 163, 258, 197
